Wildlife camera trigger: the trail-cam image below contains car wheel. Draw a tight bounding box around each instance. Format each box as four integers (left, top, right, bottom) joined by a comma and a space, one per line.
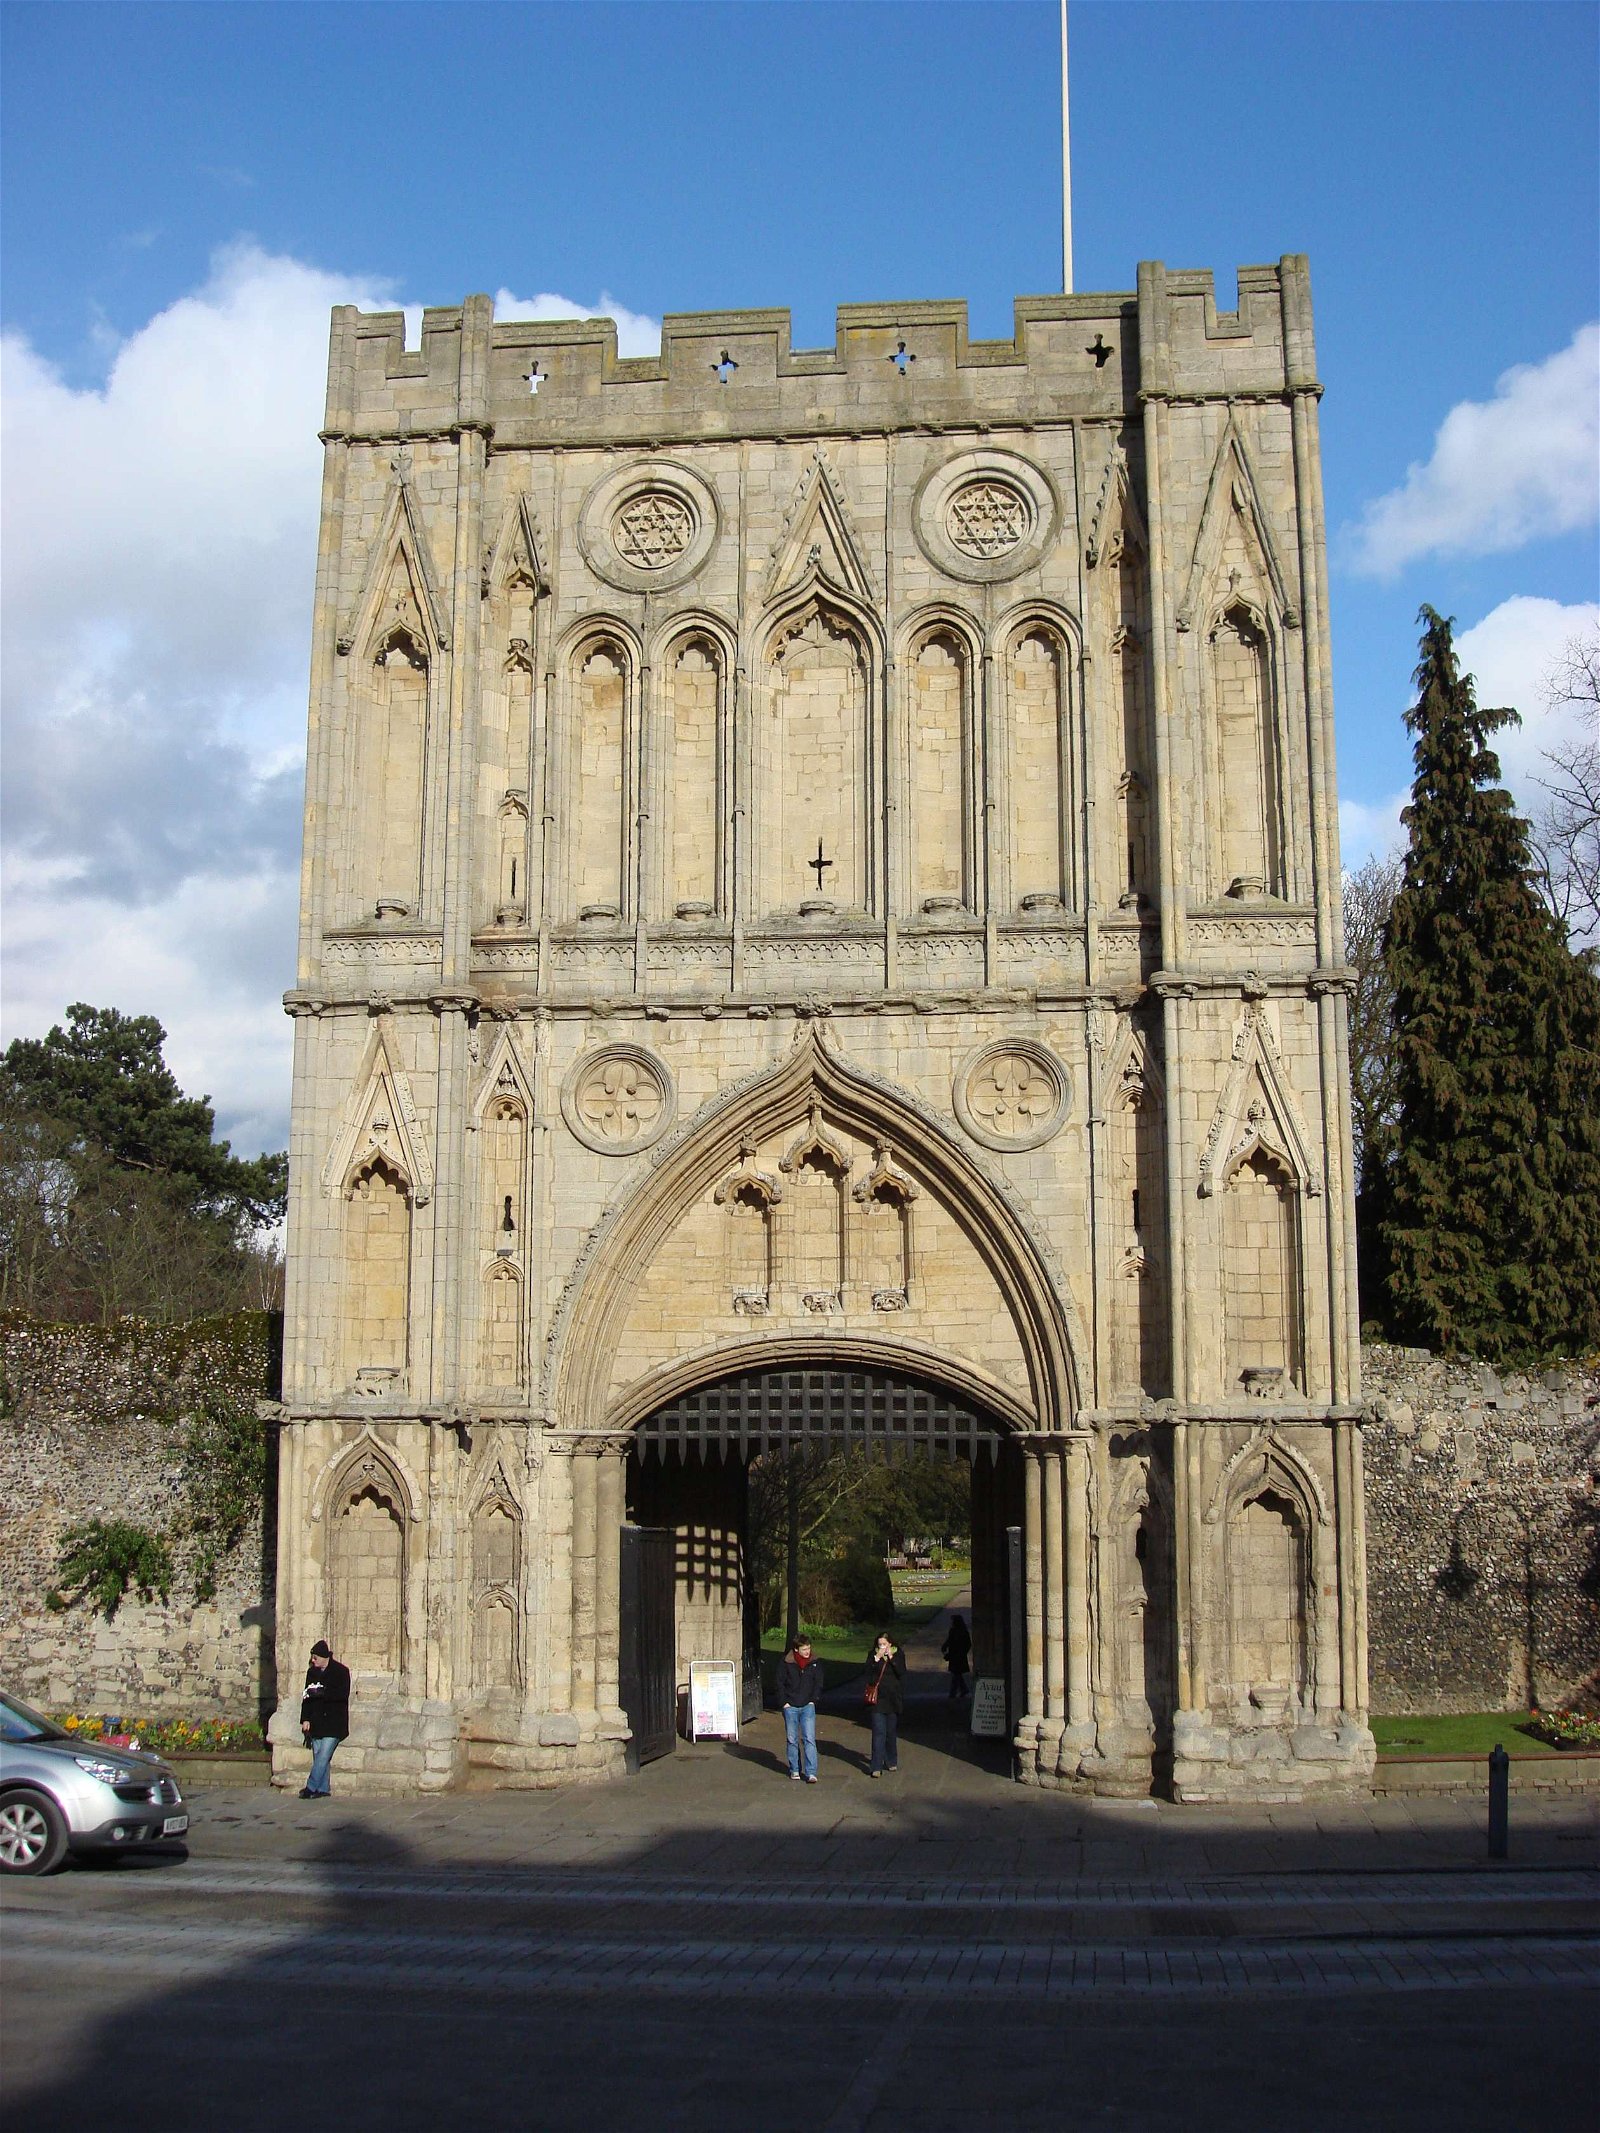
0, 1788, 69, 1875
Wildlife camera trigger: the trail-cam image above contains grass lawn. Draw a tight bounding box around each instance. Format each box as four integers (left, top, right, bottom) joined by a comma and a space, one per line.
1371, 1712, 1572, 1758
758, 1566, 972, 1693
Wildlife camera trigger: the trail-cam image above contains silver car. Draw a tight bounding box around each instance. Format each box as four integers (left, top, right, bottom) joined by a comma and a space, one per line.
0, 1691, 189, 1875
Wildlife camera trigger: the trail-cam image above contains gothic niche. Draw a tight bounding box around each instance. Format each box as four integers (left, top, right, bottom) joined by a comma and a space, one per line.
1007, 627, 1069, 912
1209, 603, 1282, 899
910, 630, 969, 913
471, 1490, 522, 1693
852, 1145, 917, 1311
571, 638, 628, 919
667, 637, 721, 919
354, 568, 429, 921
343, 1154, 411, 1384
1108, 1056, 1168, 1399
779, 1110, 850, 1313
715, 1156, 780, 1316
1222, 1143, 1303, 1395
478, 1073, 528, 1390
328, 1453, 407, 1677
494, 793, 529, 926
764, 604, 868, 915
1109, 528, 1150, 909
1227, 1487, 1309, 1722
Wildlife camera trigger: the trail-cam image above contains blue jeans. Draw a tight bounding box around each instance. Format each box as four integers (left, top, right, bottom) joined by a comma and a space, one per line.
870, 1708, 899, 1773
305, 1733, 340, 1795
783, 1703, 817, 1779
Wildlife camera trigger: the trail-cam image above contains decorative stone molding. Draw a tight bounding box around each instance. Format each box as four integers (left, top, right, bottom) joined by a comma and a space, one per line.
953, 1039, 1073, 1152
559, 1044, 675, 1155
576, 458, 720, 593
912, 448, 1059, 584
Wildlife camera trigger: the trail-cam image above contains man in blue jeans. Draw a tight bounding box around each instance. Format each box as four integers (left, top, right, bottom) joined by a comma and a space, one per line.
298, 1639, 351, 1797
775, 1635, 823, 1783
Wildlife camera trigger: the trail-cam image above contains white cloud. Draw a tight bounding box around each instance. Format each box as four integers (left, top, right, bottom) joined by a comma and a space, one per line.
0, 250, 656, 1153
1337, 596, 1600, 877
1338, 788, 1411, 869
1456, 595, 1600, 802
1347, 324, 1599, 575
492, 287, 661, 358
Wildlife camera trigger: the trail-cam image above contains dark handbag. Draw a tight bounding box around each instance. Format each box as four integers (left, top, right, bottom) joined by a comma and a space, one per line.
864, 1659, 888, 1707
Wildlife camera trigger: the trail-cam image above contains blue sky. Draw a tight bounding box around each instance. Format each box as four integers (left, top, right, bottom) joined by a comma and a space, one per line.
2, 0, 1596, 1155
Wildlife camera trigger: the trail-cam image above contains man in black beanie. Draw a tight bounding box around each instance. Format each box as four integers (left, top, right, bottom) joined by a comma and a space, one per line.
299, 1639, 351, 1798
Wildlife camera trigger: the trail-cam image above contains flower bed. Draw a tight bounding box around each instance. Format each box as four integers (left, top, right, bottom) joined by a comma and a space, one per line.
1529, 1708, 1600, 1748
52, 1712, 265, 1756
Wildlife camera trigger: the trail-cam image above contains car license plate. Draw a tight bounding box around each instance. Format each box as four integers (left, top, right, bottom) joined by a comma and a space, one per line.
162, 1815, 189, 1835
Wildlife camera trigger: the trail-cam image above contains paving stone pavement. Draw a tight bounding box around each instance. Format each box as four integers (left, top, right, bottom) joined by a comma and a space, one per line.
3, 1720, 1596, 2132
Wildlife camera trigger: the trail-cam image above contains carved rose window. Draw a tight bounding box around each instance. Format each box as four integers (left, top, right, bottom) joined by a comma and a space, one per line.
945, 479, 1030, 559
612, 492, 693, 569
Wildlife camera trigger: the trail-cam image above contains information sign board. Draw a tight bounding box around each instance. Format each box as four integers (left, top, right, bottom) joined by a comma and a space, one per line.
688, 1657, 740, 1741
969, 1675, 1009, 1738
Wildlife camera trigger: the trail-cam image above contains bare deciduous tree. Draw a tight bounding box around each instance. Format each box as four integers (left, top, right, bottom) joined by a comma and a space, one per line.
1342, 850, 1404, 1189
1529, 629, 1600, 952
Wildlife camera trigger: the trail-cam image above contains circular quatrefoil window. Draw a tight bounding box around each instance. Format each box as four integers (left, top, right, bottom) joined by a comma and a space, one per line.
561, 1045, 676, 1155
913, 450, 1059, 583
953, 1039, 1073, 1152
577, 460, 720, 592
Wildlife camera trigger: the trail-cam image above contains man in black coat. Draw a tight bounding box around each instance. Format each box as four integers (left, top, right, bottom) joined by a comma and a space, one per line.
299, 1639, 351, 1798
774, 1636, 824, 1783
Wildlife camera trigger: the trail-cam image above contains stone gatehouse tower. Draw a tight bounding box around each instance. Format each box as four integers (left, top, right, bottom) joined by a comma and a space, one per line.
270, 257, 1374, 1800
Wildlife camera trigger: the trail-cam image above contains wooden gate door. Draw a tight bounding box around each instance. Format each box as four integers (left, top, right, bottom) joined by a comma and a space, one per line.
620, 1524, 677, 1766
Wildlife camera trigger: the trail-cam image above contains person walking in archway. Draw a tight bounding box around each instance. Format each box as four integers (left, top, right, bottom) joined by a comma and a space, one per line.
776, 1635, 824, 1783
865, 1631, 905, 1776
941, 1611, 972, 1702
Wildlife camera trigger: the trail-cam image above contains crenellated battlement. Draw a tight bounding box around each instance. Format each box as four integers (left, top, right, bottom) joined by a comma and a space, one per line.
323, 260, 1317, 446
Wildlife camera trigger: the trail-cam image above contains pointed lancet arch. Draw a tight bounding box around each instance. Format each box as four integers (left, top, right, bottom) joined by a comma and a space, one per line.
481, 492, 549, 600
547, 1026, 1082, 1435
469, 1024, 537, 1131
310, 1425, 423, 1526
764, 445, 879, 607
1198, 1002, 1322, 1200
321, 1016, 434, 1205
338, 459, 453, 658
1176, 415, 1295, 634
1204, 1423, 1331, 1529
1085, 443, 1149, 570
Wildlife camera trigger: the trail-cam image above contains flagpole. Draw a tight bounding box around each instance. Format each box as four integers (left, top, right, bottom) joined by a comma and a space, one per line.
1060, 0, 1074, 295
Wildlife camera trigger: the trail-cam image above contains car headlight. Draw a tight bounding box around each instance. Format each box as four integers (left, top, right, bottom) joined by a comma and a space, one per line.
72, 1754, 127, 1784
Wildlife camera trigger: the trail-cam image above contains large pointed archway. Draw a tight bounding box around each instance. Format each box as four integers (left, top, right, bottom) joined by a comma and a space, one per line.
546, 1023, 1083, 1441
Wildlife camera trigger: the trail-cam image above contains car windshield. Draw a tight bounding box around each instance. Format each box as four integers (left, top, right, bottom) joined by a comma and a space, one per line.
0, 1692, 69, 1744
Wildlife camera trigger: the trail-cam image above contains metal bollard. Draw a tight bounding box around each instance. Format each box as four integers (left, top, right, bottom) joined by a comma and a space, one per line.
1487, 1742, 1510, 1860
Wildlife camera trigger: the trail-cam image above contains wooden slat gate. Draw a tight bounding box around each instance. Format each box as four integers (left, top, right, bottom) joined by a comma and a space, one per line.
619, 1524, 677, 1766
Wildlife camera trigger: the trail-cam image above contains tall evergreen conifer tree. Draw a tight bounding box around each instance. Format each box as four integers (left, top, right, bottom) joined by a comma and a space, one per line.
1368, 609, 1600, 1364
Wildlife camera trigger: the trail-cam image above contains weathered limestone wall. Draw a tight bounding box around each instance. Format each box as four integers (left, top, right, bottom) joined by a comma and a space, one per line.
0, 1314, 278, 1719
1364, 1346, 1600, 1715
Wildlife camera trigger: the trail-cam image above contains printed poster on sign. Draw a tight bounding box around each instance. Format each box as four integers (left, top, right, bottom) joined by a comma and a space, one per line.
688, 1658, 740, 1741
969, 1676, 1008, 1738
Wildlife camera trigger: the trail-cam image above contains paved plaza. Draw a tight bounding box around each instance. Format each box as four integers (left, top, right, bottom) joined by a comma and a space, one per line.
2, 1698, 1596, 2133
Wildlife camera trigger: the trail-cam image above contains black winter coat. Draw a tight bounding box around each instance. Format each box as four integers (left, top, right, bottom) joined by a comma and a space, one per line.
774, 1654, 825, 1708
864, 1646, 905, 1714
300, 1659, 352, 1739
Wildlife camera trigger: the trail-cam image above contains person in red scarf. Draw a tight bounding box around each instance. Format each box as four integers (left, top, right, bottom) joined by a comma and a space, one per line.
774, 1636, 824, 1782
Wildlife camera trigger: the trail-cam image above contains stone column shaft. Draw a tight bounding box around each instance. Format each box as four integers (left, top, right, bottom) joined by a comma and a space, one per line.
570, 1449, 598, 1713
1022, 1445, 1045, 1739
595, 1445, 627, 1725
1043, 1444, 1066, 1722
1065, 1435, 1092, 1729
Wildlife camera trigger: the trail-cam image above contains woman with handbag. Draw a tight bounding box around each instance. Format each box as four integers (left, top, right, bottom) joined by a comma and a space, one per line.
864, 1631, 906, 1777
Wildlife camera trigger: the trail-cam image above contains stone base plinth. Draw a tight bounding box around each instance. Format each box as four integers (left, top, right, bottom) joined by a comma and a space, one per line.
1170, 1709, 1376, 1802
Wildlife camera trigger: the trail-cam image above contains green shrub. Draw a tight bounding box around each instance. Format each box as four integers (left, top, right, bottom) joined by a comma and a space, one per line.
48, 1519, 174, 1618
